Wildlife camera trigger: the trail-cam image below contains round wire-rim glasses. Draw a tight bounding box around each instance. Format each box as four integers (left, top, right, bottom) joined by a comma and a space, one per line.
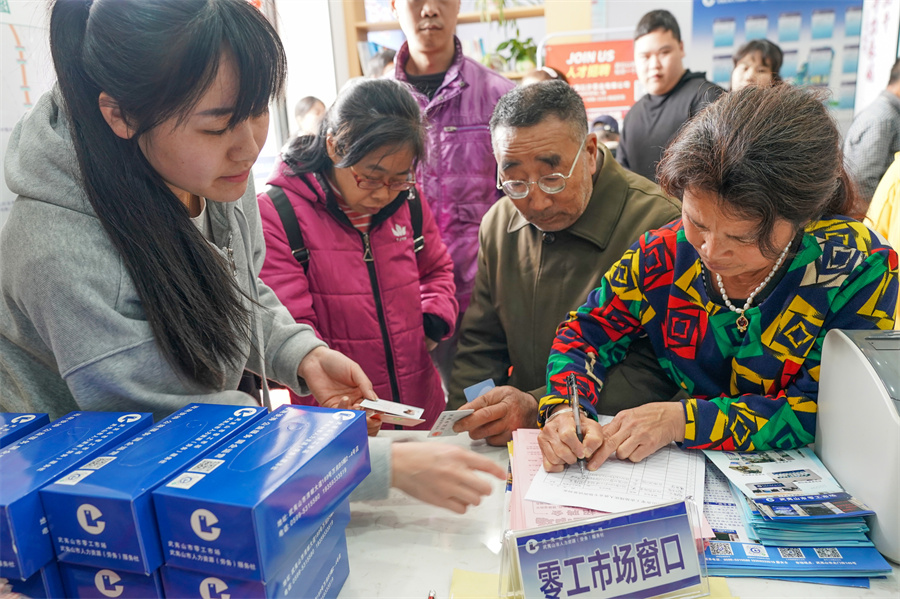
495, 136, 588, 200
349, 164, 416, 192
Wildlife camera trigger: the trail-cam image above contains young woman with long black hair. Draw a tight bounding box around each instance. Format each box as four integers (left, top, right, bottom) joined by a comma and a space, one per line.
1, 0, 370, 418
0, 0, 503, 513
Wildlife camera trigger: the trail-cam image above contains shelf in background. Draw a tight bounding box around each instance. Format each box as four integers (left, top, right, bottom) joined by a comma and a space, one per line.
356, 5, 545, 33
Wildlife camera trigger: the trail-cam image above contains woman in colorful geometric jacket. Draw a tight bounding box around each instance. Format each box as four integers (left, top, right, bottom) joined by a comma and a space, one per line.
537, 84, 899, 472
258, 79, 458, 429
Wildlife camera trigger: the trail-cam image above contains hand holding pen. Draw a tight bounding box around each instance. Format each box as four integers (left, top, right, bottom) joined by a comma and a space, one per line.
537, 374, 605, 474
566, 373, 586, 477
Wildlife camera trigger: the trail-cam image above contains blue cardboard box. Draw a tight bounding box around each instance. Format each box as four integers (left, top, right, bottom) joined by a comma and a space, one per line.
39, 404, 267, 575
153, 405, 369, 581
7, 560, 64, 598
0, 411, 153, 580
0, 413, 50, 448
58, 562, 164, 598
160, 511, 350, 599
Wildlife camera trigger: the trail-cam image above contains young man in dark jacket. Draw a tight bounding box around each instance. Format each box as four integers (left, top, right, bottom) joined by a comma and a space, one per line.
617, 9, 724, 182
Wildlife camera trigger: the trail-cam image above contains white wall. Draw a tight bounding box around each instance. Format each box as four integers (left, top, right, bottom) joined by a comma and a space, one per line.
252, 0, 341, 191
271, 0, 341, 131
1, 1, 55, 232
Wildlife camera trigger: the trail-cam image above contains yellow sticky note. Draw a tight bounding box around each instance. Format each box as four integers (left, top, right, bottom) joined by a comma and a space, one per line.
449, 568, 501, 599
708, 576, 739, 599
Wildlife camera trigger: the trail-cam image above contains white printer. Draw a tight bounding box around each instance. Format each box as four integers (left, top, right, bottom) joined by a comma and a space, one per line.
816, 329, 900, 563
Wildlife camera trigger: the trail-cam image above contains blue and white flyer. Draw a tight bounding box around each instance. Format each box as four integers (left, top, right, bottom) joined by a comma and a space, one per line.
703, 447, 843, 501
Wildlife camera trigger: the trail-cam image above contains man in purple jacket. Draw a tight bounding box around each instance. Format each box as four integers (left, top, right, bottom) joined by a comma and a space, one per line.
390, 0, 515, 382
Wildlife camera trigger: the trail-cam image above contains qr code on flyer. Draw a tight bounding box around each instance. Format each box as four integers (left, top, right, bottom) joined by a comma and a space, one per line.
814, 547, 843, 559
188, 459, 224, 474
777, 547, 805, 559
709, 542, 734, 556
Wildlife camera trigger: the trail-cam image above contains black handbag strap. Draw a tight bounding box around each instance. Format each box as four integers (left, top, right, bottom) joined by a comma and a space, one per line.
265, 183, 425, 273
266, 184, 310, 270
407, 187, 425, 254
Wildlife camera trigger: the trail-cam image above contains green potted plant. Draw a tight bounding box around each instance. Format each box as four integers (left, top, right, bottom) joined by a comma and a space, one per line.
495, 35, 537, 73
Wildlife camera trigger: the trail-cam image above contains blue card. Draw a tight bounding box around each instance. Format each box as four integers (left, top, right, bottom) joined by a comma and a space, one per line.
463, 378, 495, 403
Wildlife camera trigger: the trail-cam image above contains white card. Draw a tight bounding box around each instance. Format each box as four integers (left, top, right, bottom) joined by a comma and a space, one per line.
359, 398, 425, 426
427, 409, 474, 437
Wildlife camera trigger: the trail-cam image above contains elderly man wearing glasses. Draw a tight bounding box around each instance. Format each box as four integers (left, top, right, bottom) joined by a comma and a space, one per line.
448, 81, 683, 445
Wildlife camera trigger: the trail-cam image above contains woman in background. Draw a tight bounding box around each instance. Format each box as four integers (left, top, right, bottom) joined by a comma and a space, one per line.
731, 39, 783, 91
258, 78, 457, 430
1, 0, 500, 513
294, 95, 325, 137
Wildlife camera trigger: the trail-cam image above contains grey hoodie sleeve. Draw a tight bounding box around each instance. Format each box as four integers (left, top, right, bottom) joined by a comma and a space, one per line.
348, 436, 393, 502
0, 201, 260, 420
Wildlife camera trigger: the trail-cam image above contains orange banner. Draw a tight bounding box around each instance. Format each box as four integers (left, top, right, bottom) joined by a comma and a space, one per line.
545, 40, 638, 111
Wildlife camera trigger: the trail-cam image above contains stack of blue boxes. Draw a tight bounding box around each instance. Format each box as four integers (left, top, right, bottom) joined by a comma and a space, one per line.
1, 403, 368, 598
39, 403, 269, 598
0, 412, 50, 448
153, 404, 370, 598
0, 411, 155, 597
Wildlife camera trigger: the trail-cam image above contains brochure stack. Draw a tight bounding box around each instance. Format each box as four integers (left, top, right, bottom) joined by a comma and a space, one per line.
701, 448, 893, 584
38, 403, 268, 598
152, 404, 371, 599
1, 411, 154, 597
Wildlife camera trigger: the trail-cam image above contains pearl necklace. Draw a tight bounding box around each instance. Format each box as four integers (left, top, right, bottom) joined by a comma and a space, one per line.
715, 241, 791, 333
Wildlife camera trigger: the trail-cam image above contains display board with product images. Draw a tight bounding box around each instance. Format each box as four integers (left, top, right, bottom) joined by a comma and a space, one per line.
692, 0, 863, 123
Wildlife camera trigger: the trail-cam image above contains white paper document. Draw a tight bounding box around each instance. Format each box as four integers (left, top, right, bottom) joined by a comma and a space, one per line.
524, 438, 706, 515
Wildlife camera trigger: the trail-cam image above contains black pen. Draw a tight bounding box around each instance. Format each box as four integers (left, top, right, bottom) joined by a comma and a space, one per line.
566, 373, 586, 477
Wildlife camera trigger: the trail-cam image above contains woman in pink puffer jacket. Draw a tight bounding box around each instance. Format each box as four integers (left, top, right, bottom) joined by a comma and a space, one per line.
258, 79, 457, 429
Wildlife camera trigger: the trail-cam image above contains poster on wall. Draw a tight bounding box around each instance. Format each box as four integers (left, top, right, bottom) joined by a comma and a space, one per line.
855, 0, 900, 114
691, 0, 863, 128
544, 40, 638, 128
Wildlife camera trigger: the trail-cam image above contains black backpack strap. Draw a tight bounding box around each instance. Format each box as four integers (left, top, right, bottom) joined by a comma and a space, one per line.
408, 187, 425, 253
266, 184, 309, 270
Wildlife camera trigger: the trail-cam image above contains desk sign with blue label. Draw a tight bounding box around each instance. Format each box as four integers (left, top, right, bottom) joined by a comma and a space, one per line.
501, 501, 708, 599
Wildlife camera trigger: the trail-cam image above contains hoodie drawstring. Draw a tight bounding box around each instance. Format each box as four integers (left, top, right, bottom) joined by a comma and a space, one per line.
233, 207, 272, 411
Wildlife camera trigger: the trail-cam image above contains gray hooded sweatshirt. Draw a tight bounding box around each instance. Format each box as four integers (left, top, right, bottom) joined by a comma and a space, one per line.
0, 88, 391, 499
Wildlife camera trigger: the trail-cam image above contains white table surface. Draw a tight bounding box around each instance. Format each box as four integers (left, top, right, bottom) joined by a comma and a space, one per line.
340, 432, 899, 599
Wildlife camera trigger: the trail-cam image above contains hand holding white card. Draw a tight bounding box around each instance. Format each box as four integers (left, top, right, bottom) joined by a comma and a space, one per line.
427, 409, 474, 437
359, 398, 425, 426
